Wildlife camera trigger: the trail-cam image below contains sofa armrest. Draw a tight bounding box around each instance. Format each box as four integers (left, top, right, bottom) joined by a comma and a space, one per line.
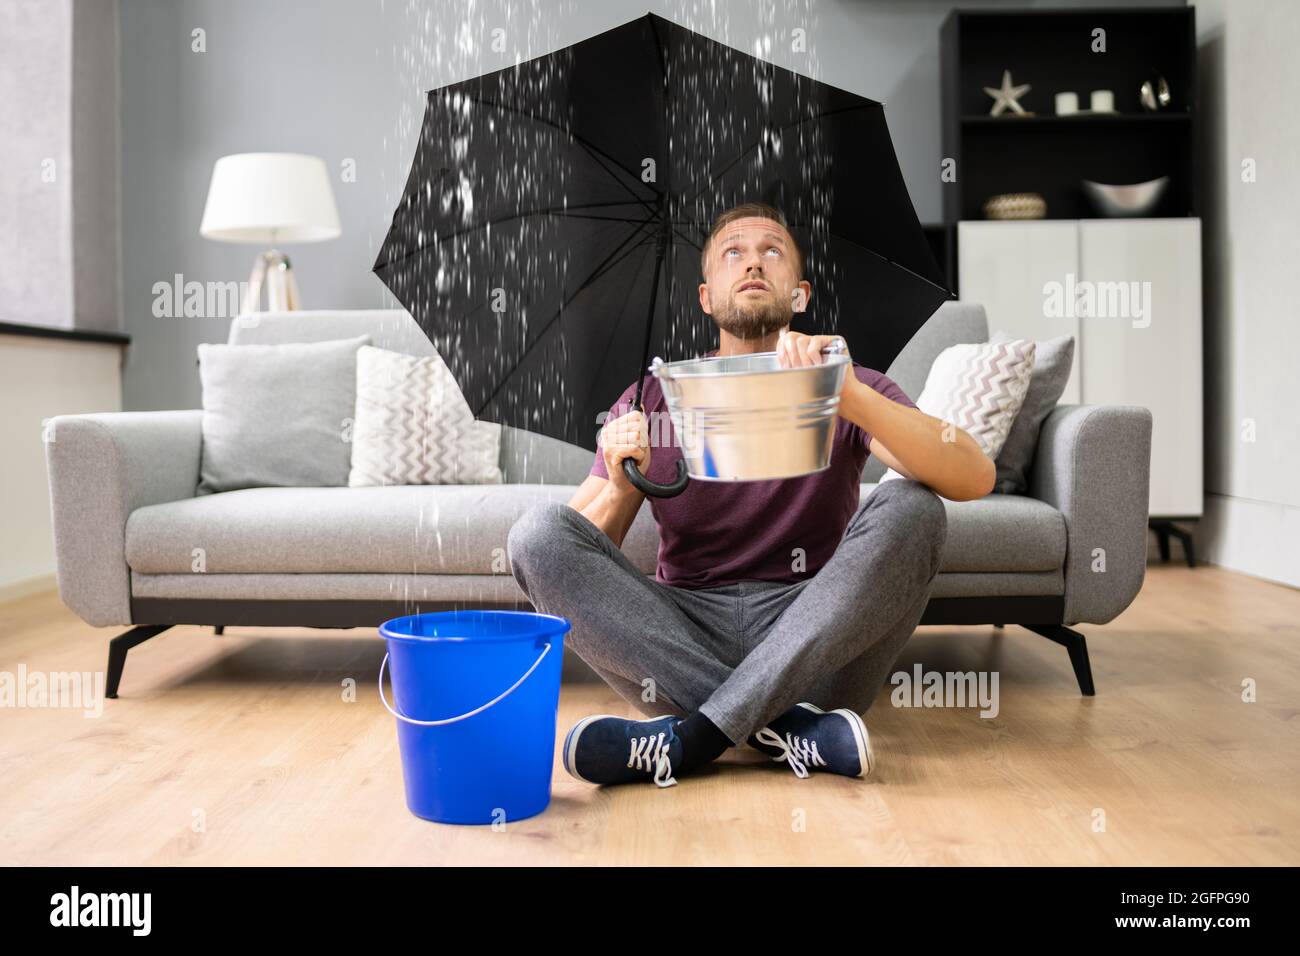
45, 410, 203, 626
1029, 404, 1153, 626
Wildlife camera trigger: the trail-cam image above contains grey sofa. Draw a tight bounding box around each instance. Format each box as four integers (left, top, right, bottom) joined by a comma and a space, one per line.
45, 303, 1152, 699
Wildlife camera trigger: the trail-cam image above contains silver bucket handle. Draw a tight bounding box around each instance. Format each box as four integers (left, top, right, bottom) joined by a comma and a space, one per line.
377, 643, 552, 727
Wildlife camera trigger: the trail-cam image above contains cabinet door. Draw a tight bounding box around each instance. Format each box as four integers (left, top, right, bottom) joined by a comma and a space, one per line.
1079, 218, 1203, 518
957, 221, 1082, 403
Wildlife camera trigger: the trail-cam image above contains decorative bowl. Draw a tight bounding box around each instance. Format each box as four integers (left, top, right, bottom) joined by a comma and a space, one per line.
1082, 176, 1170, 217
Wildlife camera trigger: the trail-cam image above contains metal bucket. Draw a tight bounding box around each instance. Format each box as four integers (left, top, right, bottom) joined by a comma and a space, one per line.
651, 348, 850, 482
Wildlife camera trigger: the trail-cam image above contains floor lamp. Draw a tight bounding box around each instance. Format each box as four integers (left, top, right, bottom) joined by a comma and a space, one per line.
199, 153, 341, 316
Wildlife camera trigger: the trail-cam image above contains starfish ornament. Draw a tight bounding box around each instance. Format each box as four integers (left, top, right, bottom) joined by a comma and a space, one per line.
984, 70, 1031, 116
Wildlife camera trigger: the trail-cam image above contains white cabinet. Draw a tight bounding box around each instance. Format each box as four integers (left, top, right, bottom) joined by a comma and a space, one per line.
958, 218, 1203, 518
957, 221, 1082, 403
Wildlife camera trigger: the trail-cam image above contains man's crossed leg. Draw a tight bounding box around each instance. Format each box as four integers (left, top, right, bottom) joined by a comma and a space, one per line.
507, 478, 947, 787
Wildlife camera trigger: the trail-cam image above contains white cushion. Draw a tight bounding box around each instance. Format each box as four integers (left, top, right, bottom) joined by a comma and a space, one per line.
880, 338, 1036, 483
348, 345, 502, 486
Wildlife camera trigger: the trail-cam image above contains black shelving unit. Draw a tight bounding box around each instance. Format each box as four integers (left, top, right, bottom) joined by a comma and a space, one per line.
940, 6, 1197, 222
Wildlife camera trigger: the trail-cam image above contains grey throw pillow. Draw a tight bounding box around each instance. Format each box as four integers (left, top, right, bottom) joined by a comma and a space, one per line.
197, 335, 370, 493
989, 330, 1075, 494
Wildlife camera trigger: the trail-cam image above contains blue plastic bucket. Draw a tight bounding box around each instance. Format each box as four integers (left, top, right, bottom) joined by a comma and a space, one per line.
378, 610, 569, 825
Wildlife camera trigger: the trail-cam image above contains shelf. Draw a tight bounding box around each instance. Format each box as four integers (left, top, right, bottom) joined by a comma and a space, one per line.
961, 112, 1191, 127
940, 6, 1197, 222
0, 321, 131, 346
956, 215, 1196, 223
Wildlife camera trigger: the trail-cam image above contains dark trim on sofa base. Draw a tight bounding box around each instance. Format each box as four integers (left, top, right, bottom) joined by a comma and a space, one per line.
129, 594, 1068, 629
129, 597, 510, 628
918, 595, 1064, 625
118, 594, 1093, 697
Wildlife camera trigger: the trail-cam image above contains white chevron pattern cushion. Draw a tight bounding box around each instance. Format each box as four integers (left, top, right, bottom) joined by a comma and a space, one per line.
348, 345, 502, 486
879, 338, 1036, 485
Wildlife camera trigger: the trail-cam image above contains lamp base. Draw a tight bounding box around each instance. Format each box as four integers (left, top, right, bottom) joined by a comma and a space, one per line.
240, 249, 301, 315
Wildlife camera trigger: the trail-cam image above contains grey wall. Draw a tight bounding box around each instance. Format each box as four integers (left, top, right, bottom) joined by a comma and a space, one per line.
71, 0, 122, 331
118, 0, 1182, 411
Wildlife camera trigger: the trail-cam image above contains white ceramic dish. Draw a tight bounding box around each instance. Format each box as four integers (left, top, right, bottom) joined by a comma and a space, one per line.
1082, 176, 1170, 217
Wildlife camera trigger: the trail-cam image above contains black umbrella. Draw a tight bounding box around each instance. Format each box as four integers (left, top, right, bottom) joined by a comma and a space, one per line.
374, 12, 949, 495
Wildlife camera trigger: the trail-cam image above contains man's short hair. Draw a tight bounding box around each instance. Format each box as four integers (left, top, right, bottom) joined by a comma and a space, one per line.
700, 202, 805, 280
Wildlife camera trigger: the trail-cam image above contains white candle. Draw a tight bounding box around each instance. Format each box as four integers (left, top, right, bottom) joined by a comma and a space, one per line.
1091, 89, 1115, 113
1055, 92, 1079, 115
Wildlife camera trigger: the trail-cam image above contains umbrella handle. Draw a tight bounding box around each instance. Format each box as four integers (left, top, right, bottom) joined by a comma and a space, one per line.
622, 458, 689, 499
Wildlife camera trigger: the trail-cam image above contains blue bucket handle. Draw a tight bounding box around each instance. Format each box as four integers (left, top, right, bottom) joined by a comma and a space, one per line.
377, 642, 553, 727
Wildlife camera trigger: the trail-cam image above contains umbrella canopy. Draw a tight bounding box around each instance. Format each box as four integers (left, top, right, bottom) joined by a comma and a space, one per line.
374, 12, 950, 452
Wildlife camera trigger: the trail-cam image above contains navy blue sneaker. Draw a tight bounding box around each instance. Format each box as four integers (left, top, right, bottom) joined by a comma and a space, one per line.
562, 714, 683, 788
747, 703, 874, 779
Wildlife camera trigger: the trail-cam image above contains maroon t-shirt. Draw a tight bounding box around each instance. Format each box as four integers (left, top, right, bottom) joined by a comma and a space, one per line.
591, 363, 917, 589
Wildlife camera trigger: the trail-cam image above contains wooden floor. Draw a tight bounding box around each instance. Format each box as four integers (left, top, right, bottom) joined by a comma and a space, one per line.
1, 561, 1297, 866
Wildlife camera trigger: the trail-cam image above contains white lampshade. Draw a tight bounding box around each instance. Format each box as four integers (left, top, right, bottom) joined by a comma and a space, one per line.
199, 153, 341, 243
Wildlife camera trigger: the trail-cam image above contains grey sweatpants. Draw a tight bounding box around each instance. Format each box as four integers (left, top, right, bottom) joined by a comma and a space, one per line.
507, 477, 947, 745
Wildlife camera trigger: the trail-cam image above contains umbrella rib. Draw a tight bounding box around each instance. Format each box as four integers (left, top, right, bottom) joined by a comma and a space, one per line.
561, 214, 666, 224
663, 98, 948, 295
832, 231, 953, 298
580, 237, 660, 414
373, 201, 655, 271
671, 226, 703, 252
572, 143, 662, 212
550, 199, 658, 213
681, 102, 882, 207
475, 219, 659, 414
451, 92, 662, 210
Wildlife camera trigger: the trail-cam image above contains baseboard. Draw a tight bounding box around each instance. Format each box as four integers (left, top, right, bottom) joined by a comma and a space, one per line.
1200, 493, 1300, 589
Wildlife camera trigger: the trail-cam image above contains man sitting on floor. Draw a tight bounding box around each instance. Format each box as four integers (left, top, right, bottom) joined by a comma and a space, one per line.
508, 202, 994, 788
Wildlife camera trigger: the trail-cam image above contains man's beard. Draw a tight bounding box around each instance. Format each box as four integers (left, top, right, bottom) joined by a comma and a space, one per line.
709, 288, 793, 340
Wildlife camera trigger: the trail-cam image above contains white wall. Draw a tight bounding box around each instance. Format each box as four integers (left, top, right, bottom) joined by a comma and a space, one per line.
1195, 0, 1300, 588
0, 335, 123, 595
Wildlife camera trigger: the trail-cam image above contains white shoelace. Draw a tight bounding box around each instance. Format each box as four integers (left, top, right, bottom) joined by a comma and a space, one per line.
753, 727, 827, 779
628, 732, 678, 788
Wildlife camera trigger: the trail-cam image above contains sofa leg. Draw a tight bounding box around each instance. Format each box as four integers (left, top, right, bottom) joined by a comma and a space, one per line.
106, 625, 171, 699
1022, 625, 1096, 697
214, 626, 225, 636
